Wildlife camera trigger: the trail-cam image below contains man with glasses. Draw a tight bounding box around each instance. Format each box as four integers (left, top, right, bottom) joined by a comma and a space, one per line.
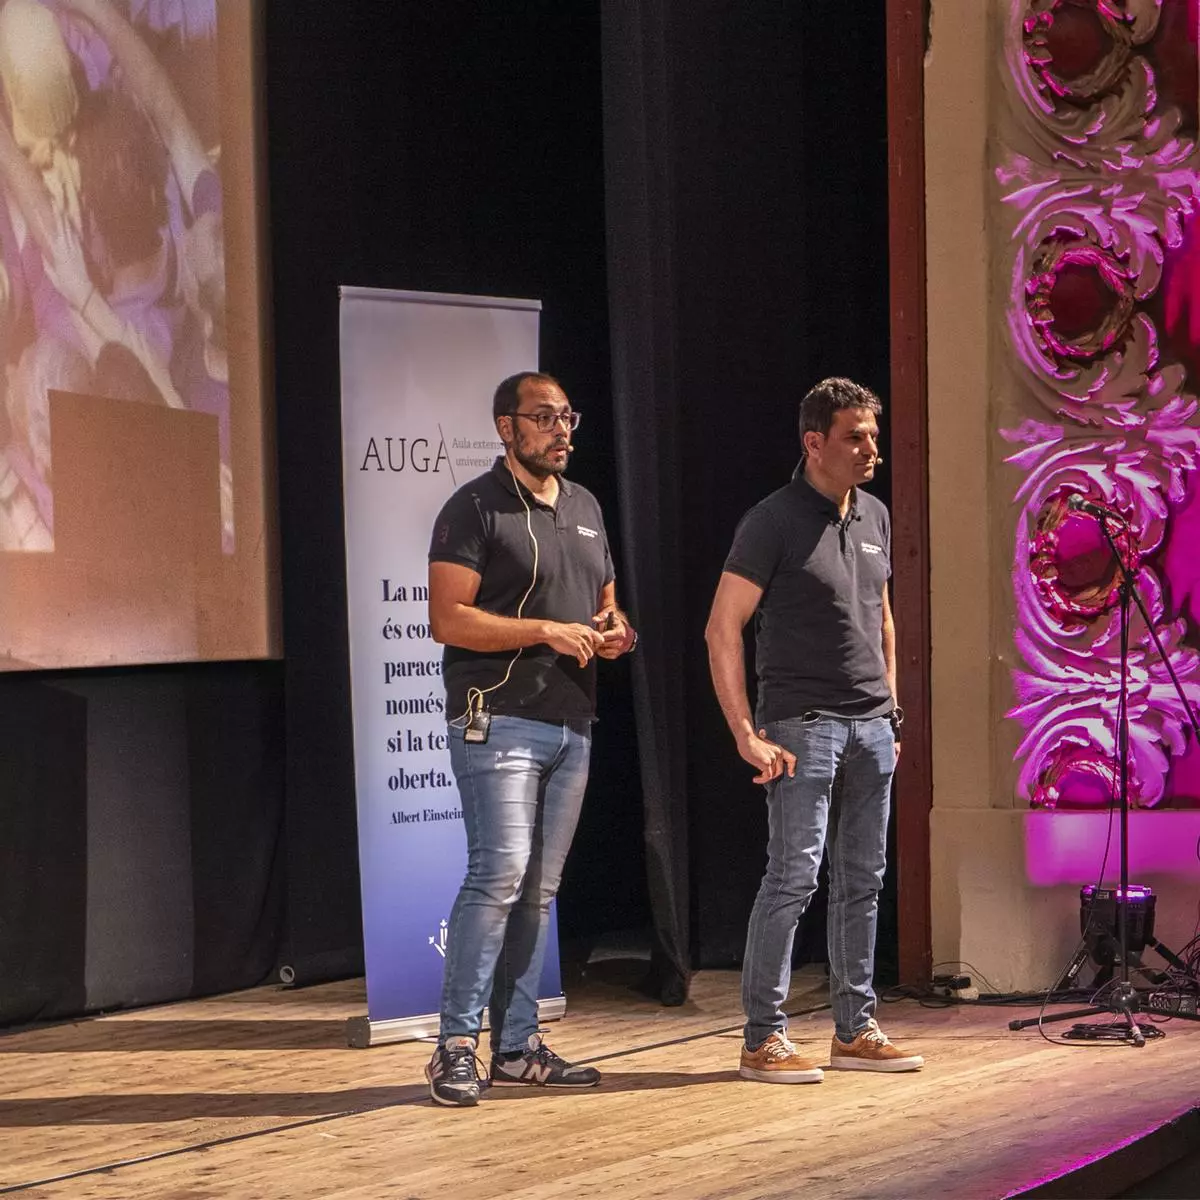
706, 377, 923, 1084
424, 371, 637, 1107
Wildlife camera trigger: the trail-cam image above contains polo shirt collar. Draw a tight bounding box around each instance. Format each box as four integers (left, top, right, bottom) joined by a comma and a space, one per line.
490, 455, 575, 500
790, 464, 857, 521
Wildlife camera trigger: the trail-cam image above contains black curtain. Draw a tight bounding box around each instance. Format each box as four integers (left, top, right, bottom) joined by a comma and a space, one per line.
265, 3, 648, 980
0, 665, 284, 1026
602, 0, 892, 979
600, 0, 691, 1004
0, 683, 88, 1023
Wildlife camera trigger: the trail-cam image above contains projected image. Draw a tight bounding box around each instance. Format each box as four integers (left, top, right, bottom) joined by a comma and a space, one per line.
0, 0, 231, 554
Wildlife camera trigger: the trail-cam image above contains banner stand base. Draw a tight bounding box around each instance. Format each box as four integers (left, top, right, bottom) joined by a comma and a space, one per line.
346, 995, 567, 1048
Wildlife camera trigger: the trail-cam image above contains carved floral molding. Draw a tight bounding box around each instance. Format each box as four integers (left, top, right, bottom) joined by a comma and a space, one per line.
998, 0, 1200, 808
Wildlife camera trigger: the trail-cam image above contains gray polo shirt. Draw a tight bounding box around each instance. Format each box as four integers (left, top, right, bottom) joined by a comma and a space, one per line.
429, 457, 614, 723
724, 474, 893, 724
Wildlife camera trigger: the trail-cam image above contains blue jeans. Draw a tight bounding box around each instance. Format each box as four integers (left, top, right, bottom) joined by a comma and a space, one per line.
742, 713, 896, 1047
439, 715, 591, 1052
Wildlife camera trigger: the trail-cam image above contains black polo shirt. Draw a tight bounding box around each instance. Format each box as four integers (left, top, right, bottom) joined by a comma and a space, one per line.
429, 457, 614, 723
724, 474, 893, 724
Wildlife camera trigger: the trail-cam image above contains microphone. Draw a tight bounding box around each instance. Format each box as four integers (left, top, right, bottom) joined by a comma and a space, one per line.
873, 456, 884, 466
1067, 493, 1125, 523
567, 444, 575, 452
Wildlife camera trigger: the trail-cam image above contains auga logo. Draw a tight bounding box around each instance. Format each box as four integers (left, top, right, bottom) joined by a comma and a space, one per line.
359, 436, 450, 473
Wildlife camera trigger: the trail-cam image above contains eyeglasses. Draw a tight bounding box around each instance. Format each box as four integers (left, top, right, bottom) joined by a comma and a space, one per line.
508, 410, 582, 433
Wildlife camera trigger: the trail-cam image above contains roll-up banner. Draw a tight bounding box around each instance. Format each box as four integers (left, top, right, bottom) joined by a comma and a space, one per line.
338, 287, 565, 1047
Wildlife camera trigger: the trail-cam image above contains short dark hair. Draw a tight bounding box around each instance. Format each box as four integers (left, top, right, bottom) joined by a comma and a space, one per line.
799, 377, 883, 446
492, 371, 563, 422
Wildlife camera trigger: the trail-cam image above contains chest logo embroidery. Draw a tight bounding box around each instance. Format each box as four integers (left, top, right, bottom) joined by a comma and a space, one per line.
577, 525, 599, 538
861, 542, 883, 555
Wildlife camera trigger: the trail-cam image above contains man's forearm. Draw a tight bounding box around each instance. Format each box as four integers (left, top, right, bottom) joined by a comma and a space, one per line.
433, 605, 551, 654
882, 618, 898, 706
706, 625, 756, 744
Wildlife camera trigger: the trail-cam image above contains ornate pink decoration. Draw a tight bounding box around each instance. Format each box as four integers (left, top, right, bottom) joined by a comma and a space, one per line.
1000, 0, 1200, 808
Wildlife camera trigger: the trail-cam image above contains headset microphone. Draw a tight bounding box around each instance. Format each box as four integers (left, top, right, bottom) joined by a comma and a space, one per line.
874, 456, 884, 466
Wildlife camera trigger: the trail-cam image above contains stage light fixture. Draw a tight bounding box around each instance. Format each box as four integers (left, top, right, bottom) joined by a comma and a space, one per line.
1080, 883, 1155, 972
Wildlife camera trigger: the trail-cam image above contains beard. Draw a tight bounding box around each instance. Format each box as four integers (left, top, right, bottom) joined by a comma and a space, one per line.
513, 433, 570, 478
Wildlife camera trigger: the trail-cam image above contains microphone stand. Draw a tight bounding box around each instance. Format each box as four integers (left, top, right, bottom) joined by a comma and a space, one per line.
1008, 505, 1200, 1043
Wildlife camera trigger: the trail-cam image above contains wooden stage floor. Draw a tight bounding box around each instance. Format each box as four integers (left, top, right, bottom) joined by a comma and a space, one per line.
2, 965, 1199, 1199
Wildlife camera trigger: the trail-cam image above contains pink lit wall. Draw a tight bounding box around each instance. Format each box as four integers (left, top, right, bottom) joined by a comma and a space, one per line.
1000, 1, 1200, 839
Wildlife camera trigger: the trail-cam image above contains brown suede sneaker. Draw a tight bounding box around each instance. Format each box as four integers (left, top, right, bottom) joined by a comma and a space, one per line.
739, 1031, 824, 1083
828, 1019, 924, 1072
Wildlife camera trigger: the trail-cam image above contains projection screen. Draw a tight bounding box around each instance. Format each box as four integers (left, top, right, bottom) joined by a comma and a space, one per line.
0, 0, 277, 670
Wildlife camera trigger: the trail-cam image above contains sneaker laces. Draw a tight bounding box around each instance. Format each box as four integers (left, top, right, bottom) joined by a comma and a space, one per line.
444, 1042, 489, 1086
526, 1031, 568, 1068
860, 1020, 891, 1048
763, 1033, 799, 1060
